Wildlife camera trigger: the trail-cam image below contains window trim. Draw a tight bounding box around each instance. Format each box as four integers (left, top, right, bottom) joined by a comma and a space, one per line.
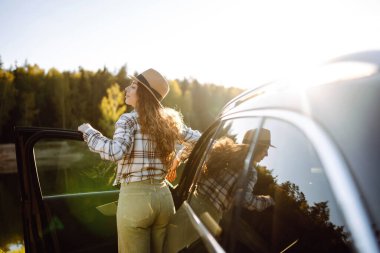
221, 109, 378, 253
42, 190, 120, 200
183, 201, 226, 253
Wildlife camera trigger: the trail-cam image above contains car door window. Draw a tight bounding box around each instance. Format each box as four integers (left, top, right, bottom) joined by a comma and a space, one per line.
34, 138, 116, 196
28, 136, 118, 252
185, 117, 262, 252
165, 122, 222, 253
189, 117, 262, 217
233, 118, 354, 253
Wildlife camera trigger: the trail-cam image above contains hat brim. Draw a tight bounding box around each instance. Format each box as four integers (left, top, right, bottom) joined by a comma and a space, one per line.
258, 142, 276, 148
128, 75, 164, 108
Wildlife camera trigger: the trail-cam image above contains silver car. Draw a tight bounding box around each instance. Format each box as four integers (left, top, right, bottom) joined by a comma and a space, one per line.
15, 50, 380, 253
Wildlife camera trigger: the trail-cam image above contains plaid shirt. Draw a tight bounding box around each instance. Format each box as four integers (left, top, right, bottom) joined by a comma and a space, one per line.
83, 111, 201, 186
196, 165, 274, 212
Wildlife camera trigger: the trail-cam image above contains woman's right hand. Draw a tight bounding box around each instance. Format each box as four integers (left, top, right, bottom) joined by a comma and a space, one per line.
78, 123, 91, 133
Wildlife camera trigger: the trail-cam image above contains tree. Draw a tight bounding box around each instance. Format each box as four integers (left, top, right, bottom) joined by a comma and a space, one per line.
0, 69, 16, 141
0, 62, 246, 143
12, 65, 43, 126
163, 80, 182, 109
43, 68, 68, 128
115, 65, 130, 88
239, 168, 351, 253
189, 80, 213, 130
98, 83, 126, 137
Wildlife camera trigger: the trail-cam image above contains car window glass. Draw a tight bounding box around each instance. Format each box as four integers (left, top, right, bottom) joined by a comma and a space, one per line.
186, 117, 262, 250
34, 138, 116, 196
234, 119, 354, 253
164, 122, 222, 253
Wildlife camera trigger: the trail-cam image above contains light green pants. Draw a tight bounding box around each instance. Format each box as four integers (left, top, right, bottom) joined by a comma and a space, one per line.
117, 179, 175, 253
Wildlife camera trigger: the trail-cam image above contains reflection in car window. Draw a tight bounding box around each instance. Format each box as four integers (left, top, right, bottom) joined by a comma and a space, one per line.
34, 138, 116, 196
185, 117, 263, 251
190, 118, 263, 213
164, 123, 221, 253
234, 119, 354, 252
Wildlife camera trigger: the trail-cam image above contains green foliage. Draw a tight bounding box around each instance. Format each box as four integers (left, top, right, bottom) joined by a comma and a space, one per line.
0, 69, 16, 138
99, 83, 126, 137
0, 63, 244, 143
239, 167, 352, 253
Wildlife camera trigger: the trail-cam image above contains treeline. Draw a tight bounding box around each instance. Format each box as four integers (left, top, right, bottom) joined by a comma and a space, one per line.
0, 62, 243, 143
242, 166, 351, 252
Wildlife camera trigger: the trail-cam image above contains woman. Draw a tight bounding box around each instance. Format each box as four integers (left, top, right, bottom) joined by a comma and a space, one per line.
78, 68, 201, 253
195, 134, 275, 220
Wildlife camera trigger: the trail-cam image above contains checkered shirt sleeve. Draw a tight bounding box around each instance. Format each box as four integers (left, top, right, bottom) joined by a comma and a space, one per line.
197, 166, 274, 212
181, 124, 201, 143
175, 125, 201, 161
82, 113, 136, 162
197, 168, 239, 212
244, 168, 275, 211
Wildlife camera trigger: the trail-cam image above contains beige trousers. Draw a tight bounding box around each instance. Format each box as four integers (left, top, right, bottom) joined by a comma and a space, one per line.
117, 179, 175, 253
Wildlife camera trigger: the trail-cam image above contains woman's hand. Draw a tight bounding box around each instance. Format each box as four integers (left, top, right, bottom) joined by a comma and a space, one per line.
78, 123, 91, 133
166, 158, 180, 182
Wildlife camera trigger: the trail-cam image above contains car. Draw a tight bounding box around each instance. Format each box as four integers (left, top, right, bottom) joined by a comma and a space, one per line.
14, 50, 380, 253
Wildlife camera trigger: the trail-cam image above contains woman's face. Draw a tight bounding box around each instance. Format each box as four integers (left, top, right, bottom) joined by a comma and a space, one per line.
253, 144, 269, 163
125, 81, 138, 107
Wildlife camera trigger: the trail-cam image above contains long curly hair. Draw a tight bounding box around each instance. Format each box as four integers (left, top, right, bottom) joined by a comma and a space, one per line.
135, 84, 184, 167
203, 137, 249, 179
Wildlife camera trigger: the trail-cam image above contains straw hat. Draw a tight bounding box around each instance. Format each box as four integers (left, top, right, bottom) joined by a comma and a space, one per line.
243, 128, 276, 147
129, 68, 169, 105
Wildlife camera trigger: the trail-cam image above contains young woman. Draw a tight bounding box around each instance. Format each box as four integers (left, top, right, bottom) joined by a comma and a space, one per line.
78, 68, 201, 253
195, 134, 275, 219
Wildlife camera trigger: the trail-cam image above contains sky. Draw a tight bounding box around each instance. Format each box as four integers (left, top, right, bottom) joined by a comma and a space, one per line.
1, 0, 380, 89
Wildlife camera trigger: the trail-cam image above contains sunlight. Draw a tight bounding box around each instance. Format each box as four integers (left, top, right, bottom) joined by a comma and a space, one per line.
1, 0, 380, 89
285, 62, 377, 93
6, 242, 24, 253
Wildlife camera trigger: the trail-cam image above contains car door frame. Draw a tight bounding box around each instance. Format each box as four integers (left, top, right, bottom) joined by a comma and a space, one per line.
14, 126, 120, 253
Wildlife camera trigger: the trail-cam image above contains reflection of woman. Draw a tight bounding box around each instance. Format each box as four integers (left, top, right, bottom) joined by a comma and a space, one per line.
195, 136, 274, 219
78, 69, 201, 253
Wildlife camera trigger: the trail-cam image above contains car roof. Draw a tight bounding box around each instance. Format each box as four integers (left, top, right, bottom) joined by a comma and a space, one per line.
219, 50, 380, 118
218, 50, 380, 174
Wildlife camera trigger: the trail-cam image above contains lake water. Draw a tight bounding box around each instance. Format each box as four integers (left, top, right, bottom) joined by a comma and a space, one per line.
0, 154, 24, 251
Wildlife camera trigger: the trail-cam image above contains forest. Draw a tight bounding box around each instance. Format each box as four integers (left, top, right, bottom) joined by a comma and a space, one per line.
0, 61, 243, 143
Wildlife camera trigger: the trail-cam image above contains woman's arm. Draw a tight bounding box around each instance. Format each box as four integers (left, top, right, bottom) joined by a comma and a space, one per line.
78, 113, 136, 162
165, 158, 179, 182
165, 125, 201, 181
244, 169, 275, 211
181, 124, 201, 144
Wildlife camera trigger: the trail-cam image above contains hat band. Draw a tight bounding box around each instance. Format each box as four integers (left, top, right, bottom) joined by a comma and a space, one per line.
136, 74, 163, 101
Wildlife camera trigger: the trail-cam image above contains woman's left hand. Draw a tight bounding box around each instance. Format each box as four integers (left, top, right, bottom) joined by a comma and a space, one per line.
166, 158, 180, 182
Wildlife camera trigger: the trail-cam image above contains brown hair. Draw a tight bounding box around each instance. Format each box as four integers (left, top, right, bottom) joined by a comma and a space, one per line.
204, 137, 249, 179
135, 84, 184, 167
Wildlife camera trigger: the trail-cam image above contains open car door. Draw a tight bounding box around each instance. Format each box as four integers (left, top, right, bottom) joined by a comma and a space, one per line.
14, 127, 118, 253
